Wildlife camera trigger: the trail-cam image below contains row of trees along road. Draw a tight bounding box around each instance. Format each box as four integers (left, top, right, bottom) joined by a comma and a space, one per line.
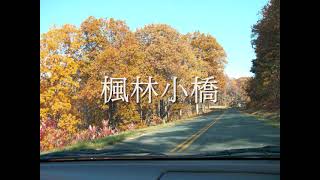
247, 0, 280, 110
40, 16, 227, 150
222, 76, 250, 108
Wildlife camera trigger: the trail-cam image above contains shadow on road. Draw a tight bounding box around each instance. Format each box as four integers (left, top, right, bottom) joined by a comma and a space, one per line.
46, 108, 280, 156
99, 108, 280, 154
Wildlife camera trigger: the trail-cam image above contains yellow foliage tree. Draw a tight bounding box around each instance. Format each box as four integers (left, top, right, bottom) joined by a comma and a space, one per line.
40, 17, 227, 137
40, 24, 81, 135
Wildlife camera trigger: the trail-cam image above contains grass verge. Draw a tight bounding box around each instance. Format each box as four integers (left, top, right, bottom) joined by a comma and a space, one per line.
242, 108, 280, 128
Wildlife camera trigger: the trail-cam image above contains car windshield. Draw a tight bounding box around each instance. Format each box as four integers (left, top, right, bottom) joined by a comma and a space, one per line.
40, 0, 280, 160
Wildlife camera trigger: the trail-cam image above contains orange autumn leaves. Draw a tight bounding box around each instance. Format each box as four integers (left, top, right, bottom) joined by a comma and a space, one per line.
40, 16, 227, 149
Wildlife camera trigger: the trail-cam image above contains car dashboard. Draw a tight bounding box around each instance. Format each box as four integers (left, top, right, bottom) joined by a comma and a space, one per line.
40, 159, 280, 180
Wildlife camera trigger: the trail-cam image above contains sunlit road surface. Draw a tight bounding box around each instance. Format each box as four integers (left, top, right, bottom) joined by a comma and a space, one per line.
103, 108, 280, 154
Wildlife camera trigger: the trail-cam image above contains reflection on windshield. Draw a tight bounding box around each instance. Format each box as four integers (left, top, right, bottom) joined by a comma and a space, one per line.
40, 0, 280, 159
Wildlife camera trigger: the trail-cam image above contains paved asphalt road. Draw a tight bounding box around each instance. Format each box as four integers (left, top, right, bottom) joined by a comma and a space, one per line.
103, 108, 280, 155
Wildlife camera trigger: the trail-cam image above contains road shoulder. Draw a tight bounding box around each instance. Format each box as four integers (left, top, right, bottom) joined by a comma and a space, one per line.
240, 108, 280, 128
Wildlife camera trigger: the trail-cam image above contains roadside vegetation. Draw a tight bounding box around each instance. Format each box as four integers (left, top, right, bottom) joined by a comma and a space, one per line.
243, 0, 280, 128
246, 0, 280, 111
41, 109, 218, 154
40, 19, 227, 152
243, 109, 280, 128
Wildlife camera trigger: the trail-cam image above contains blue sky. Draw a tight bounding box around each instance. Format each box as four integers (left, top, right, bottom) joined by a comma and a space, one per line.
41, 0, 268, 78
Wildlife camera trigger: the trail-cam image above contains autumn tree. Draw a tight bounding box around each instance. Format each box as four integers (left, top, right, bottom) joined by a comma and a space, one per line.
135, 24, 210, 120
184, 32, 227, 112
76, 17, 146, 129
247, 0, 280, 109
40, 24, 82, 135
185, 32, 226, 82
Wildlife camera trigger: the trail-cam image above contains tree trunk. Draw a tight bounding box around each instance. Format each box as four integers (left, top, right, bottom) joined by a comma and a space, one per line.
196, 104, 199, 115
